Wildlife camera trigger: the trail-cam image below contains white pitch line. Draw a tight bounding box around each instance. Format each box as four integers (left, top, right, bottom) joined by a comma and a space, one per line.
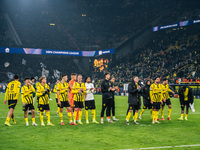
119, 144, 200, 150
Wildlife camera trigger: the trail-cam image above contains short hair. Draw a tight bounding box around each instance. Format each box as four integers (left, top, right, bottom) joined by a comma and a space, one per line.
182, 86, 187, 90
133, 76, 138, 80
61, 74, 67, 78
71, 73, 77, 76
104, 72, 110, 77
154, 77, 159, 81
25, 77, 30, 81
31, 77, 35, 80
39, 76, 46, 82
13, 75, 19, 80
85, 77, 90, 82
78, 74, 82, 78
110, 76, 115, 80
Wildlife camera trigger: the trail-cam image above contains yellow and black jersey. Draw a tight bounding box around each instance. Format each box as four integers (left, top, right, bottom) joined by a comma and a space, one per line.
71, 82, 86, 102
150, 83, 163, 102
183, 88, 189, 101
57, 82, 69, 102
161, 84, 173, 99
36, 83, 51, 105
53, 83, 59, 99
21, 85, 35, 104
5, 80, 21, 101
36, 82, 41, 90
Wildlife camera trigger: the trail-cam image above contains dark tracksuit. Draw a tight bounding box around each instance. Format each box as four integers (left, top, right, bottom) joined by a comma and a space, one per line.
142, 81, 151, 109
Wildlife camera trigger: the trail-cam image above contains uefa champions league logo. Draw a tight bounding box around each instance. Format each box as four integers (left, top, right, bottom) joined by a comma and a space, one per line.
5, 48, 10, 53
99, 50, 102, 55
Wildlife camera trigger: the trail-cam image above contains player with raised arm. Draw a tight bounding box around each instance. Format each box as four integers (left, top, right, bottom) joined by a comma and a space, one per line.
21, 77, 38, 126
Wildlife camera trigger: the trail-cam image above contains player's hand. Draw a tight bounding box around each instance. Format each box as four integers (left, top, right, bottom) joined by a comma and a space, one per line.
109, 87, 112, 91
111, 88, 115, 91
161, 101, 163, 105
58, 101, 61, 106
93, 88, 96, 91
172, 92, 175, 95
151, 101, 153, 104
137, 86, 141, 90
80, 88, 84, 91
148, 97, 150, 100
23, 102, 26, 106
4, 100, 7, 104
115, 86, 119, 90
163, 98, 166, 102
78, 90, 82, 94
90, 88, 94, 91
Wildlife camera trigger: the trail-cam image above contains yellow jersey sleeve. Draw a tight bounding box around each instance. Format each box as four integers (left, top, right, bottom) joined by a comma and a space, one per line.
71, 83, 79, 94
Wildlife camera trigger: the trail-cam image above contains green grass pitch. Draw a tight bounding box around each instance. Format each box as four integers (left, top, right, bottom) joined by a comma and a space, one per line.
0, 93, 200, 150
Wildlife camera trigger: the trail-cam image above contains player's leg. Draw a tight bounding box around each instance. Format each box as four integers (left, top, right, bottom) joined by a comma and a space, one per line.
167, 104, 172, 120
24, 110, 29, 126
112, 99, 119, 121
126, 105, 132, 125
5, 107, 14, 126
100, 99, 107, 124
85, 101, 89, 124
178, 105, 185, 120
56, 98, 59, 115
106, 100, 113, 123
40, 105, 45, 126
134, 109, 139, 124
31, 108, 38, 126
78, 103, 83, 125
160, 102, 165, 120
91, 100, 99, 124
73, 107, 78, 124
11, 112, 16, 124
46, 105, 54, 126
185, 105, 189, 120
67, 106, 76, 125
139, 105, 146, 119
59, 104, 65, 125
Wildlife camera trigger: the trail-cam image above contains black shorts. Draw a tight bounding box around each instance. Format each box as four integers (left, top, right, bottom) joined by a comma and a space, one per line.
56, 98, 59, 107
162, 99, 171, 106
143, 103, 152, 109
102, 98, 113, 108
39, 104, 50, 112
60, 101, 70, 108
182, 100, 189, 107
74, 101, 84, 108
128, 103, 140, 110
152, 102, 161, 110
8, 100, 17, 109
23, 104, 35, 111
85, 100, 96, 110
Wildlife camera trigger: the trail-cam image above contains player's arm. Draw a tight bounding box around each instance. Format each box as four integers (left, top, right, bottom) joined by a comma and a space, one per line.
4, 84, 9, 104
36, 86, 44, 97
83, 85, 87, 94
149, 85, 154, 104
31, 85, 36, 93
53, 85, 57, 93
71, 83, 79, 94
16, 83, 21, 104
67, 90, 70, 104
21, 87, 26, 106
56, 84, 61, 105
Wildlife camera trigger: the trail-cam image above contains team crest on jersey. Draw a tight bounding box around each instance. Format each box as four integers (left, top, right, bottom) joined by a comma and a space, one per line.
150, 87, 152, 90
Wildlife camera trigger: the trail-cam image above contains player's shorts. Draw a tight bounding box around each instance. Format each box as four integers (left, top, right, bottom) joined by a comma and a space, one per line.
128, 103, 140, 110
152, 102, 161, 110
39, 104, 50, 112
23, 104, 35, 111
60, 101, 70, 108
143, 103, 152, 109
74, 101, 84, 108
182, 100, 189, 107
85, 100, 96, 110
162, 99, 171, 106
8, 100, 17, 109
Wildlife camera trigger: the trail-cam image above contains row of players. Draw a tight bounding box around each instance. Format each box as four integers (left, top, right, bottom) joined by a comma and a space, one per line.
3, 73, 194, 126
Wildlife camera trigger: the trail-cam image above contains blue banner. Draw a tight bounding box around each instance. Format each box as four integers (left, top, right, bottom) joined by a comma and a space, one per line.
153, 18, 200, 32
0, 47, 115, 57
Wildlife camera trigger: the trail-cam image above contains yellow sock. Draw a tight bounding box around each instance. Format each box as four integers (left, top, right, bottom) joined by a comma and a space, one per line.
79, 110, 82, 121
152, 111, 155, 121
92, 109, 96, 121
32, 118, 35, 123
133, 114, 135, 120
140, 109, 145, 116
85, 110, 88, 120
185, 114, 188, 118
46, 111, 50, 123
11, 117, 15, 123
150, 109, 153, 117
126, 112, 131, 122
168, 108, 171, 117
40, 112, 43, 123
156, 111, 159, 121
181, 114, 184, 118
68, 112, 72, 122
73, 111, 77, 122
161, 108, 164, 118
43, 110, 46, 113
25, 118, 28, 123
134, 112, 138, 121
59, 112, 63, 122
57, 107, 60, 113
